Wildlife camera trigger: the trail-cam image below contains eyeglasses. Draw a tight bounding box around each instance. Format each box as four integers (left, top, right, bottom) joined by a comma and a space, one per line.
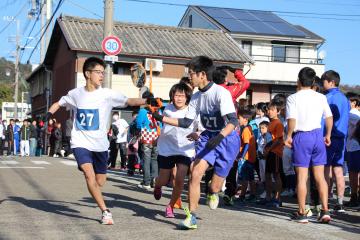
89, 70, 105, 75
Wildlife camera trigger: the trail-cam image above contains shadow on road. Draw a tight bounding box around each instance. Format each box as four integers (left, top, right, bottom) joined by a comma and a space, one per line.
4, 196, 99, 223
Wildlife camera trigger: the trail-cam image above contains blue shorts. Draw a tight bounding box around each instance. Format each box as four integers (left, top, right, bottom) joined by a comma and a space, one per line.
326, 137, 346, 167
196, 130, 240, 178
347, 150, 360, 172
238, 159, 255, 181
292, 129, 326, 168
73, 148, 108, 174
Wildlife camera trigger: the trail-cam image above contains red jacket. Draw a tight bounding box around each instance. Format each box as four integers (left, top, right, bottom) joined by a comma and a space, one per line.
219, 70, 250, 103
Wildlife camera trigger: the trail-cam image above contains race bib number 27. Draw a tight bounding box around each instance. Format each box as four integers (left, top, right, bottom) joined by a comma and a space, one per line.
76, 109, 99, 131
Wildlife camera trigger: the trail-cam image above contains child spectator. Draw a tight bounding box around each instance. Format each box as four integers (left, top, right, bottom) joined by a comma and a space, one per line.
261, 101, 284, 208
257, 121, 272, 197
237, 108, 257, 202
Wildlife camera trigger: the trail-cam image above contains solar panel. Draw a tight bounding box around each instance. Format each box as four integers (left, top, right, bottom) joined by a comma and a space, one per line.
199, 6, 308, 38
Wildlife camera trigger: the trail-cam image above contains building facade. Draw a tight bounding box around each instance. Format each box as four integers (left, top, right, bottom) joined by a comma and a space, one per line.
179, 6, 325, 104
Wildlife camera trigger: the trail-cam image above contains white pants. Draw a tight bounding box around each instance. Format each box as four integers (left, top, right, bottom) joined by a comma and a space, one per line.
20, 140, 30, 156
282, 146, 295, 176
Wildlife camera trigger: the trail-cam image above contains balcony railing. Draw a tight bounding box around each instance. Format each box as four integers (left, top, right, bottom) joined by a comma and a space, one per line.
249, 54, 323, 64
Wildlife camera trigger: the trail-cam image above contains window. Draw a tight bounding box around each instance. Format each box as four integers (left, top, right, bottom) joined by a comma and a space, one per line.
189, 15, 193, 28
272, 45, 300, 63
241, 41, 252, 56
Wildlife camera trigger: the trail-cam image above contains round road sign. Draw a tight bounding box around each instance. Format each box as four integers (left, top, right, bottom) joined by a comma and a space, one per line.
102, 36, 122, 56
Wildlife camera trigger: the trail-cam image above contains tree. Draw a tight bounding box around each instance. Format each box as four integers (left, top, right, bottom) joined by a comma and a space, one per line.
0, 83, 14, 107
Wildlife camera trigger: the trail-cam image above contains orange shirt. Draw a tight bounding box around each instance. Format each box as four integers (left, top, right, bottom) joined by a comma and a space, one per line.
268, 118, 284, 157
240, 126, 257, 163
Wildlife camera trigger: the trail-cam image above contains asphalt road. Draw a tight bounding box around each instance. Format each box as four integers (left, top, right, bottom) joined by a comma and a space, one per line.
0, 155, 359, 240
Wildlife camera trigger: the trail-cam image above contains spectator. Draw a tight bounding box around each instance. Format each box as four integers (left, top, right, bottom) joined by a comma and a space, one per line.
29, 119, 38, 157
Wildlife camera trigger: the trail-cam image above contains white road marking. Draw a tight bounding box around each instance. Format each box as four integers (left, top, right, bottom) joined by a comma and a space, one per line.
31, 161, 51, 165
60, 161, 77, 166
0, 161, 19, 165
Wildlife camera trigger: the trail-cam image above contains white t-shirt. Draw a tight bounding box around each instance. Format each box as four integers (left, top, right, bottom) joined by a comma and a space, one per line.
346, 108, 360, 152
114, 118, 129, 143
58, 86, 128, 151
157, 104, 197, 157
186, 83, 236, 132
286, 89, 332, 132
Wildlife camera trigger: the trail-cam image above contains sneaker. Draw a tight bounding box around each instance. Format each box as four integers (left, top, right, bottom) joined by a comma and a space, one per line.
67, 153, 75, 159
165, 204, 175, 218
153, 187, 162, 200
317, 210, 331, 223
174, 197, 182, 209
246, 194, 256, 203
207, 193, 219, 210
344, 197, 359, 208
305, 206, 313, 217
137, 183, 151, 190
259, 191, 266, 199
267, 199, 281, 208
101, 209, 114, 225
291, 211, 309, 224
179, 207, 197, 230
223, 195, 234, 206
333, 204, 345, 213
281, 189, 295, 197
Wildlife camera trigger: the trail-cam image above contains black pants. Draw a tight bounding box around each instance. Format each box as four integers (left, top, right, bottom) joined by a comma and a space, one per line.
108, 142, 128, 168
225, 161, 238, 197
0, 138, 4, 155
7, 140, 14, 155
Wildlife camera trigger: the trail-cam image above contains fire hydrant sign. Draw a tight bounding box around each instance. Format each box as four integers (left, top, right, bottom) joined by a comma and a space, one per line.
102, 36, 122, 56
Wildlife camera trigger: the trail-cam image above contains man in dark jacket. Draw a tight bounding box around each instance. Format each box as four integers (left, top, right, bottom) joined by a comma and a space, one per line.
6, 119, 15, 155
29, 120, 38, 156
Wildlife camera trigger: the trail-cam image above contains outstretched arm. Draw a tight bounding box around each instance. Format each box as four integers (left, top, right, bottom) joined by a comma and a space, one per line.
127, 98, 146, 106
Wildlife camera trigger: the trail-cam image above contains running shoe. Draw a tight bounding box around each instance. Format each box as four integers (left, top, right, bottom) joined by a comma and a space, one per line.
223, 195, 234, 206
101, 209, 114, 225
317, 210, 331, 224
207, 193, 219, 210
333, 204, 345, 213
165, 204, 175, 218
290, 211, 309, 224
174, 197, 182, 209
179, 207, 197, 230
153, 186, 162, 200
305, 206, 313, 217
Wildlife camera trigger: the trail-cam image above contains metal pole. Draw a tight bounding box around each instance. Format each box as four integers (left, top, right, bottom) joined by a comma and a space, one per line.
103, 0, 114, 88
14, 19, 20, 119
46, 0, 52, 49
40, 0, 46, 62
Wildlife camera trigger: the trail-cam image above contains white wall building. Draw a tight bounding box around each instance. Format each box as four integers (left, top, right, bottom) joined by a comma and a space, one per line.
1, 102, 32, 122
179, 6, 326, 104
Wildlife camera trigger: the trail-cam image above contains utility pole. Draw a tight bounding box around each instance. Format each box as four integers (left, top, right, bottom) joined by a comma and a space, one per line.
45, 0, 52, 48
103, 0, 114, 88
14, 20, 20, 119
40, 0, 46, 62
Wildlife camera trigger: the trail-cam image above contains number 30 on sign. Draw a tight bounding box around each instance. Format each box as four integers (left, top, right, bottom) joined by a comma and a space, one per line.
102, 36, 122, 56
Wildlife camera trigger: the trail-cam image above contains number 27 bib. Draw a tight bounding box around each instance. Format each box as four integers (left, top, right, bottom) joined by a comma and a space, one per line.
76, 109, 100, 131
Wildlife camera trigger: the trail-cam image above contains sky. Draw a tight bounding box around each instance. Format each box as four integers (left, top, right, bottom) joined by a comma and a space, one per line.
0, 0, 359, 85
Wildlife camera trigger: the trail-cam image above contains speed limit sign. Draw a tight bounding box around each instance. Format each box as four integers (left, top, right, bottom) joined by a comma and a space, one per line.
102, 36, 122, 56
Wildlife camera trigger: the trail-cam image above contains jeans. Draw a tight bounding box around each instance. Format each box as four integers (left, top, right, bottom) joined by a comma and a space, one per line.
29, 138, 37, 156
141, 143, 158, 186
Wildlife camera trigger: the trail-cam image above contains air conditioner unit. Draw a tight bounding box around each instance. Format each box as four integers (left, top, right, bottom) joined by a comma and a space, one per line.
145, 58, 163, 72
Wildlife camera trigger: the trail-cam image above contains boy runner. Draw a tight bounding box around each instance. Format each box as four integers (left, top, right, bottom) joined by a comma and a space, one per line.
46, 57, 155, 225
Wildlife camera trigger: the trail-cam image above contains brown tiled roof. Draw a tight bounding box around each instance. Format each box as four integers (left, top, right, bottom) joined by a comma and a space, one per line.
57, 15, 253, 63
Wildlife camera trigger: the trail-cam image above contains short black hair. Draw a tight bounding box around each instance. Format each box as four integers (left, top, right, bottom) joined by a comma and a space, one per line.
237, 108, 253, 120
169, 83, 192, 105
312, 76, 323, 93
186, 56, 215, 82
298, 67, 316, 87
256, 102, 268, 114
321, 70, 340, 86
212, 67, 227, 84
83, 57, 106, 79
347, 92, 360, 107
272, 94, 287, 110
268, 100, 282, 112
259, 121, 269, 127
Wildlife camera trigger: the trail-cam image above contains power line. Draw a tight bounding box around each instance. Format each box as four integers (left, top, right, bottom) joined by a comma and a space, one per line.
27, 0, 66, 63
0, 2, 27, 35
125, 0, 360, 19
65, 0, 103, 18
286, 0, 360, 7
